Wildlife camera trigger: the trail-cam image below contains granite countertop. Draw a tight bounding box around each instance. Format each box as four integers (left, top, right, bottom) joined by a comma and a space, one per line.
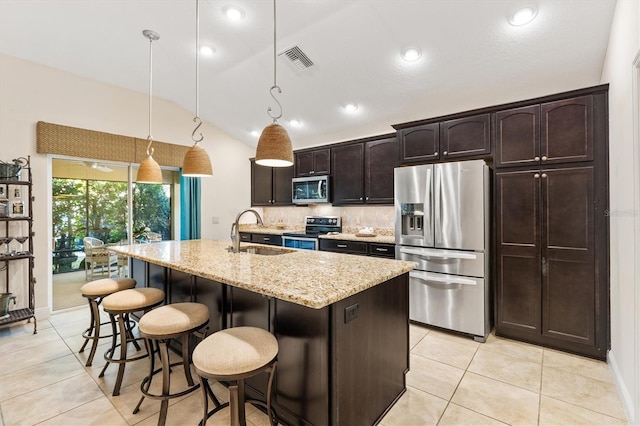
110, 240, 413, 309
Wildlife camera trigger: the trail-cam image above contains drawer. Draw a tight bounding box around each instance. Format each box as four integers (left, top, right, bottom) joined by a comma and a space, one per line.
369, 243, 395, 258
251, 233, 282, 246
239, 233, 252, 242
319, 239, 368, 255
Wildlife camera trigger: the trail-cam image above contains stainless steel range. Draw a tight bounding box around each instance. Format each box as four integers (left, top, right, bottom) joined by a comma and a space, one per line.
282, 216, 341, 250
394, 160, 490, 342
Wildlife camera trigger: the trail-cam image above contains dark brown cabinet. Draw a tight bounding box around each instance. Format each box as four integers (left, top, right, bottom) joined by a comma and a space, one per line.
495, 165, 607, 358
319, 239, 395, 259
440, 113, 491, 160
250, 233, 282, 246
319, 238, 368, 255
250, 159, 293, 206
331, 143, 364, 204
398, 123, 439, 163
494, 95, 594, 168
332, 136, 397, 205
398, 113, 491, 164
295, 148, 330, 177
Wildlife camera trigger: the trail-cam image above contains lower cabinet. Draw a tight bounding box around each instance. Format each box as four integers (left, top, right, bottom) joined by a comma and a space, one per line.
495, 165, 608, 359
319, 239, 395, 258
239, 232, 282, 246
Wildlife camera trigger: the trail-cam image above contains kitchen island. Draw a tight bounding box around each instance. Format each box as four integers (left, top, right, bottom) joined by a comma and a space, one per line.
110, 240, 414, 426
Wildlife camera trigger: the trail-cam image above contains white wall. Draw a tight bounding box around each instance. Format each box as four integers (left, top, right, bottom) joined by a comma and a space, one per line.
0, 53, 254, 319
600, 0, 640, 423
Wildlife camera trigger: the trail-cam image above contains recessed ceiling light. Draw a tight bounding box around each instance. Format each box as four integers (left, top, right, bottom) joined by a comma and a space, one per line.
251, 130, 260, 137
289, 119, 302, 127
401, 47, 421, 62
222, 5, 245, 21
509, 7, 537, 26
343, 103, 359, 113
199, 45, 214, 56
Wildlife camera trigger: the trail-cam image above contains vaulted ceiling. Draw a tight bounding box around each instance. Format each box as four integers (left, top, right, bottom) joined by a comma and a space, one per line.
0, 0, 617, 150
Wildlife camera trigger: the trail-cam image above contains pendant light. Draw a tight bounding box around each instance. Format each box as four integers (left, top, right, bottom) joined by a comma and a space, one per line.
255, 0, 294, 167
136, 29, 163, 184
182, 0, 213, 177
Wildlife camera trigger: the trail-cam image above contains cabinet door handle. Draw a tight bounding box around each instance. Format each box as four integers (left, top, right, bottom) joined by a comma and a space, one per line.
534, 173, 540, 179
541, 173, 547, 178
434, 152, 438, 156
359, 197, 363, 201
541, 156, 548, 161
263, 237, 271, 241
534, 156, 540, 161
337, 244, 348, 248
366, 196, 369, 200
310, 170, 315, 174
443, 151, 448, 155
375, 248, 388, 252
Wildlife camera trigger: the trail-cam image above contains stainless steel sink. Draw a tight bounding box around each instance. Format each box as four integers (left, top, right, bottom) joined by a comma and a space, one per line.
234, 245, 294, 256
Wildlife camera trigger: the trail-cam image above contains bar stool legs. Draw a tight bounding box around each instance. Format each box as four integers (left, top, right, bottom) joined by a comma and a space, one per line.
132, 302, 210, 426
99, 287, 165, 396
198, 362, 277, 426
78, 278, 136, 367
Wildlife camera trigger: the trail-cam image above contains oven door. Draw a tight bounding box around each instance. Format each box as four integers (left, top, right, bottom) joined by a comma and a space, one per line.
282, 236, 318, 251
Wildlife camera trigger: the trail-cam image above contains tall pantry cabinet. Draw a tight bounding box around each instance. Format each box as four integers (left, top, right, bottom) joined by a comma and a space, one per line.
494, 87, 609, 359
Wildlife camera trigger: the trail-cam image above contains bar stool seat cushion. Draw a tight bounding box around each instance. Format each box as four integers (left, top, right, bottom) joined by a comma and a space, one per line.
102, 288, 165, 312
139, 303, 209, 336
81, 277, 136, 297
193, 327, 278, 376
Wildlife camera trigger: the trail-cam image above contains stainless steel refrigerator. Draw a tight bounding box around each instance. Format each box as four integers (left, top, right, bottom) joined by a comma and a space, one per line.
394, 160, 490, 342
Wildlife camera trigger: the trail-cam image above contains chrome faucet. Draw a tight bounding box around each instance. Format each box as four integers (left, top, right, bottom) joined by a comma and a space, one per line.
230, 209, 263, 253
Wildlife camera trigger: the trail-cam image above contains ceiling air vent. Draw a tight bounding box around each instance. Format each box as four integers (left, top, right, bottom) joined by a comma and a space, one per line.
279, 46, 314, 71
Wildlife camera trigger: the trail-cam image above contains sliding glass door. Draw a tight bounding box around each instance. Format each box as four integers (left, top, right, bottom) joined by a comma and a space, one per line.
51, 158, 176, 310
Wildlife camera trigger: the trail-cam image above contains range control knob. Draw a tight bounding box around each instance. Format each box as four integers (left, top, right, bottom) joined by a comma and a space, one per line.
308, 218, 315, 223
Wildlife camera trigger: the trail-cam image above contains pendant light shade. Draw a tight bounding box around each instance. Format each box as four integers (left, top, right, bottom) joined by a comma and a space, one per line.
183, 143, 213, 176
137, 153, 163, 183
182, 0, 213, 177
255, 0, 294, 168
136, 29, 163, 184
255, 123, 293, 167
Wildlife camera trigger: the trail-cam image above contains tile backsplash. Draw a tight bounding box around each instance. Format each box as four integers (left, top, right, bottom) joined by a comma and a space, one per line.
261, 205, 394, 231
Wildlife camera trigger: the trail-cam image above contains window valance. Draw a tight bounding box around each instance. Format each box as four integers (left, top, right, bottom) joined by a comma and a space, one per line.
36, 121, 189, 168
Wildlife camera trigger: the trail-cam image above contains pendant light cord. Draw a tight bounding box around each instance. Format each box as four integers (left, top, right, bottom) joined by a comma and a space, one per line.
267, 0, 283, 123
192, 0, 204, 144
146, 32, 155, 156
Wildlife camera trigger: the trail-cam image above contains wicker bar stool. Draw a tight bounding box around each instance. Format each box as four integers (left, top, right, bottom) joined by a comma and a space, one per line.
78, 277, 137, 367
193, 326, 279, 426
133, 302, 210, 426
99, 287, 165, 396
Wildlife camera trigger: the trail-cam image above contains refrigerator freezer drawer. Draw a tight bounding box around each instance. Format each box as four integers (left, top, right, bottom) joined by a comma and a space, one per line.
409, 270, 488, 339
397, 246, 485, 278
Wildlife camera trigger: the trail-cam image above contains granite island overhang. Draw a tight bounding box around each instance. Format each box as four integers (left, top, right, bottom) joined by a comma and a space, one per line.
110, 239, 415, 425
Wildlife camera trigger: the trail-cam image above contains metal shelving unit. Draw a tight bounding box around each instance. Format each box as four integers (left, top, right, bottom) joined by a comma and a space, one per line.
0, 156, 36, 333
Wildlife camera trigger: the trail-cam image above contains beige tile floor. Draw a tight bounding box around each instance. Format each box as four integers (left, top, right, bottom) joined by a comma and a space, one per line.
0, 307, 629, 426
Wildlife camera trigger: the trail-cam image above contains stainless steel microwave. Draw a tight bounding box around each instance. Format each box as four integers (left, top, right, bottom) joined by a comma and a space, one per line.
292, 176, 330, 204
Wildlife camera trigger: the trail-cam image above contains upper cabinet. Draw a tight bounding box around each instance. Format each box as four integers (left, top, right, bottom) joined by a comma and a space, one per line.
397, 113, 490, 164
397, 123, 439, 164
364, 137, 398, 204
295, 148, 331, 177
332, 136, 398, 205
332, 143, 364, 204
250, 159, 294, 206
494, 95, 594, 168
439, 113, 491, 160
